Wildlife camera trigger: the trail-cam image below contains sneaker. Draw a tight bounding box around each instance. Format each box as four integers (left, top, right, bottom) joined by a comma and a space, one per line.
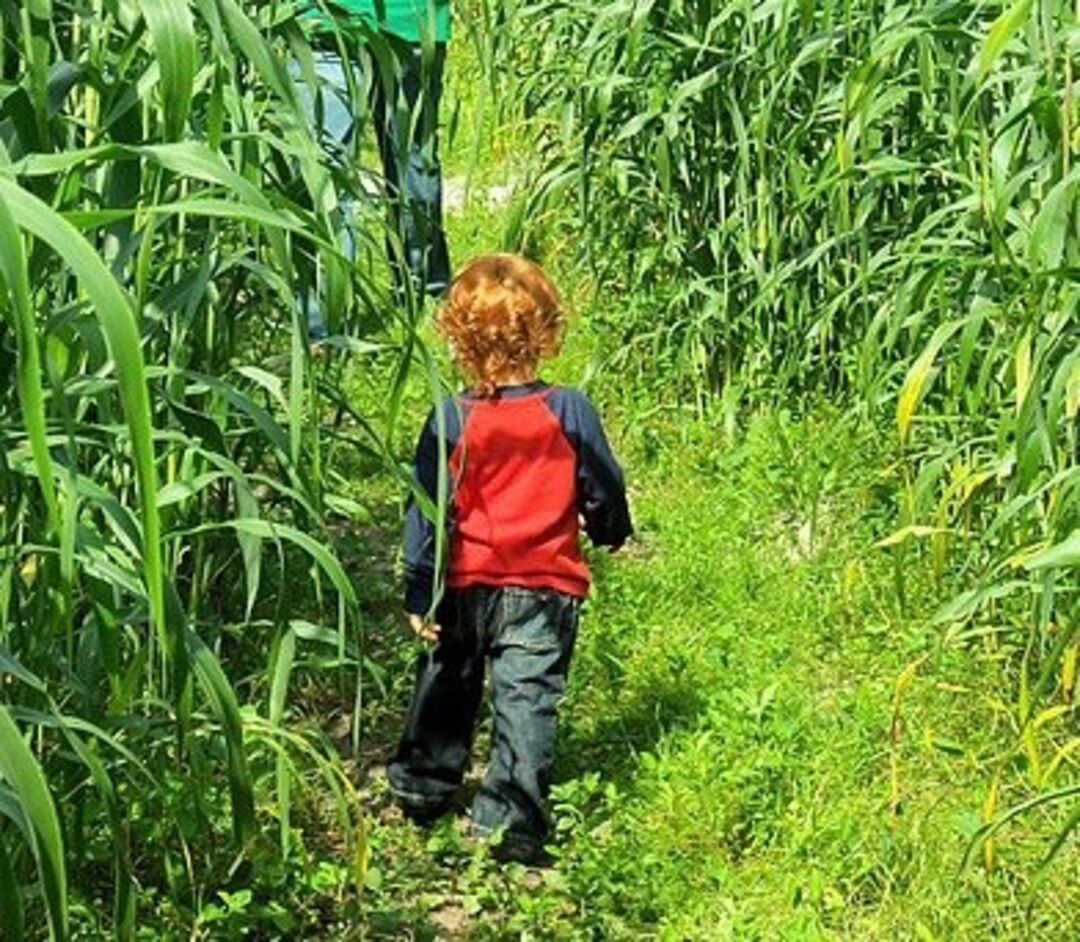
487, 833, 553, 867
399, 799, 451, 827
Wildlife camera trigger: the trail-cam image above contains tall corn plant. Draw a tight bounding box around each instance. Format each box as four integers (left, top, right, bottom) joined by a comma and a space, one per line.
492, 0, 1078, 877
0, 0, 416, 935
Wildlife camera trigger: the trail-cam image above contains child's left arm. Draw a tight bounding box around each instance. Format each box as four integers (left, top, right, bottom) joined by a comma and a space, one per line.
549, 389, 633, 550
574, 396, 633, 551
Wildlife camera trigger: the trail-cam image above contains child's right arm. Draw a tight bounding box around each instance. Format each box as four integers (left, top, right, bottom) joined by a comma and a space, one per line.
402, 399, 463, 620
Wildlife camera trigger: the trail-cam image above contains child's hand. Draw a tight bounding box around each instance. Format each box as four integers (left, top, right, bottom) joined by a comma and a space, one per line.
408, 613, 441, 643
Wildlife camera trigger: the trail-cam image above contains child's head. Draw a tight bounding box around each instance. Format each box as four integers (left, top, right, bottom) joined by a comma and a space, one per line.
438, 254, 565, 397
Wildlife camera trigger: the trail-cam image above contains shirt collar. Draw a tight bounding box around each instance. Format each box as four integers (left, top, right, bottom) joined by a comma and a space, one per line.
463, 380, 548, 400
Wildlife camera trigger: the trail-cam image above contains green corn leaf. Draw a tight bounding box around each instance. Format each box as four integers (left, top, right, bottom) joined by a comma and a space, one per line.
269, 626, 296, 855
1023, 531, 1080, 571
0, 704, 67, 942
1029, 167, 1079, 273
963, 782, 1080, 871
269, 627, 296, 729
186, 369, 292, 457
188, 446, 263, 619
53, 724, 134, 940
896, 319, 963, 445
0, 188, 58, 531
0, 653, 48, 694
0, 177, 167, 660
235, 365, 288, 412
140, 0, 197, 140
978, 0, 1034, 82
185, 629, 255, 843
19, 0, 52, 151
216, 0, 301, 111
226, 518, 357, 611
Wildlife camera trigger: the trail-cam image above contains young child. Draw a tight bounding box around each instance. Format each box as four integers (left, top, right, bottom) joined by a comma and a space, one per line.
387, 253, 632, 862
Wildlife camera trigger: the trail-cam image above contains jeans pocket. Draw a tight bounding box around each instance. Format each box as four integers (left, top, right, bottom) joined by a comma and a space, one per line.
497, 588, 577, 654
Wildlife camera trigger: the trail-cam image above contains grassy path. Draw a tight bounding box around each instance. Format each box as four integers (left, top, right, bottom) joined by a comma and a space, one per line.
323, 63, 1078, 939
334, 396, 1075, 939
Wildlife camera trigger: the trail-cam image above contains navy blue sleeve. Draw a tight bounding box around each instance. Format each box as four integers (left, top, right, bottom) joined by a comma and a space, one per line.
546, 388, 633, 549
403, 398, 463, 616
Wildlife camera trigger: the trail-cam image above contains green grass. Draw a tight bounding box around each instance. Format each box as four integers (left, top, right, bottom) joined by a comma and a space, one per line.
247, 30, 1080, 933
345, 394, 1078, 940
1, 2, 1076, 937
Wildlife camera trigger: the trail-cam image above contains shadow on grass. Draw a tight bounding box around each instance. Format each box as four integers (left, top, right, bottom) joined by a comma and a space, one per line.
553, 549, 716, 788
555, 655, 710, 787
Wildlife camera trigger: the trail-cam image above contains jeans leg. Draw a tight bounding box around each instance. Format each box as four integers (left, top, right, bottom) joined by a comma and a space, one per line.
387, 594, 486, 814
374, 40, 450, 299
472, 589, 579, 847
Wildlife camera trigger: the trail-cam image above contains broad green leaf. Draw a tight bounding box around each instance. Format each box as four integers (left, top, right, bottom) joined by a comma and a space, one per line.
963, 782, 1080, 871
185, 629, 255, 842
140, 0, 197, 140
227, 518, 357, 611
235, 365, 287, 412
0, 190, 58, 530
1068, 360, 1080, 420
1029, 167, 1079, 272
216, 0, 301, 111
1023, 531, 1080, 571
269, 626, 296, 855
0, 177, 166, 657
896, 319, 963, 445
52, 724, 133, 939
269, 627, 296, 728
0, 704, 67, 941
1014, 330, 1032, 415
875, 524, 950, 549
978, 0, 1034, 82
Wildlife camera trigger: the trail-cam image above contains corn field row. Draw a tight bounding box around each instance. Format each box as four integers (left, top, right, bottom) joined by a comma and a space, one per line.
484, 0, 1079, 879
0, 1, 430, 937
0, 0, 1078, 937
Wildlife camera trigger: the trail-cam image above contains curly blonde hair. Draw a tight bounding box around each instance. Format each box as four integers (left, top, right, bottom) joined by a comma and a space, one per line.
437, 254, 566, 398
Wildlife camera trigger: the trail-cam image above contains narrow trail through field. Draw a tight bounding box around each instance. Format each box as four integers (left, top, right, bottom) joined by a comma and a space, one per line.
344, 398, 1036, 939
320, 128, 1077, 937
326, 93, 1078, 934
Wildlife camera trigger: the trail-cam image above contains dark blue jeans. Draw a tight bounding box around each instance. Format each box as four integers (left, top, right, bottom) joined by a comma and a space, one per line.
388, 586, 580, 849
372, 38, 451, 303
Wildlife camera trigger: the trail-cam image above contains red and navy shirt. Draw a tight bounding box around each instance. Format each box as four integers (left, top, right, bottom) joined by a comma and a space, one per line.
403, 381, 632, 615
